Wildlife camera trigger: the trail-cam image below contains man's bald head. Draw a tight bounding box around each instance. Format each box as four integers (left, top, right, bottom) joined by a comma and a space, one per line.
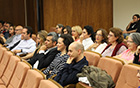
69, 42, 84, 53
15, 25, 23, 35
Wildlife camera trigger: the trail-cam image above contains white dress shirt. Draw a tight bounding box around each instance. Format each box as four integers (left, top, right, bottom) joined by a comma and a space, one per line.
91, 42, 107, 54
82, 37, 94, 50
11, 38, 36, 55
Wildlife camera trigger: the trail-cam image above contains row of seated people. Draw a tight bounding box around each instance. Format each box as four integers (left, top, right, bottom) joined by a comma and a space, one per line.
0, 41, 88, 88
0, 43, 140, 88
0, 13, 140, 44
0, 23, 140, 87
23, 26, 140, 65
1, 23, 140, 64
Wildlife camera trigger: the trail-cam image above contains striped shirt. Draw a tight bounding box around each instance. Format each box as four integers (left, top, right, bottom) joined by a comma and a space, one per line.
43, 52, 69, 78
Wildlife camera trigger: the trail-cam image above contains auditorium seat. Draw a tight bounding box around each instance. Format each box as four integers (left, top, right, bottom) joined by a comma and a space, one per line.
84, 51, 102, 66
7, 61, 31, 88
0, 51, 14, 78
76, 82, 91, 88
0, 56, 20, 87
97, 56, 124, 83
21, 69, 45, 88
0, 47, 7, 62
76, 56, 124, 88
115, 64, 140, 88
38, 79, 63, 88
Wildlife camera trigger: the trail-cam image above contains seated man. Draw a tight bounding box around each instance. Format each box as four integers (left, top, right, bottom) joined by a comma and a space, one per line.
123, 14, 140, 38
11, 26, 36, 56
42, 34, 74, 79
6, 25, 23, 48
3, 22, 12, 39
28, 32, 59, 70
54, 42, 88, 87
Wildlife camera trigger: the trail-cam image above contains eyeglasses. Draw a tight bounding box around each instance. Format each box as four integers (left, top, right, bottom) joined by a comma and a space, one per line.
9, 28, 13, 30
5, 26, 9, 27
127, 40, 134, 43
15, 30, 19, 31
96, 34, 102, 36
15, 29, 21, 31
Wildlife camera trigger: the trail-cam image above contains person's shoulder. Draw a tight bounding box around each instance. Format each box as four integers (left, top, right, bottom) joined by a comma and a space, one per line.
80, 56, 88, 64
29, 38, 36, 43
49, 47, 60, 53
119, 42, 128, 48
84, 56, 88, 63
77, 56, 88, 67
101, 42, 107, 46
50, 47, 57, 51
137, 20, 140, 23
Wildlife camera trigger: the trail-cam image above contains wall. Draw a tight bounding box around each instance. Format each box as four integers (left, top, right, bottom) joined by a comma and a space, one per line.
113, 0, 140, 30
43, 0, 113, 32
26, 0, 38, 33
0, 0, 113, 33
0, 0, 25, 26
0, 0, 38, 33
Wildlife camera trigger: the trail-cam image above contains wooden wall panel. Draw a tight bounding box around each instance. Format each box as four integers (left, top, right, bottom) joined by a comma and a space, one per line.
43, 0, 113, 32
0, 0, 38, 33
0, 0, 113, 33
26, 0, 38, 33
0, 0, 25, 26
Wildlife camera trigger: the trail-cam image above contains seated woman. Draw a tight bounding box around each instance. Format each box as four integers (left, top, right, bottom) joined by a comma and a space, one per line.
1, 26, 15, 46
102, 27, 127, 57
61, 26, 72, 35
4, 26, 15, 46
114, 33, 140, 63
80, 25, 95, 50
21, 30, 48, 59
71, 25, 82, 42
86, 28, 108, 54
133, 45, 140, 65
42, 34, 74, 79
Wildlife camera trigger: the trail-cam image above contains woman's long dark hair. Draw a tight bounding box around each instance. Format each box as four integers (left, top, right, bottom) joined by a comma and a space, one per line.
84, 25, 95, 42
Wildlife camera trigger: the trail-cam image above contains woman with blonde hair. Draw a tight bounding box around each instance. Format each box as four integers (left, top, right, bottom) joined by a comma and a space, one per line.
36, 30, 48, 48
22, 30, 48, 59
71, 25, 82, 42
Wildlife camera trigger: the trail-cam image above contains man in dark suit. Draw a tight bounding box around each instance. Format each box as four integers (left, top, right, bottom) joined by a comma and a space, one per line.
28, 32, 59, 70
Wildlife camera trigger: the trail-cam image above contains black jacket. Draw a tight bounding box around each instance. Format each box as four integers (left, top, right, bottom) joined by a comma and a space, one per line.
28, 47, 59, 70
54, 56, 88, 87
